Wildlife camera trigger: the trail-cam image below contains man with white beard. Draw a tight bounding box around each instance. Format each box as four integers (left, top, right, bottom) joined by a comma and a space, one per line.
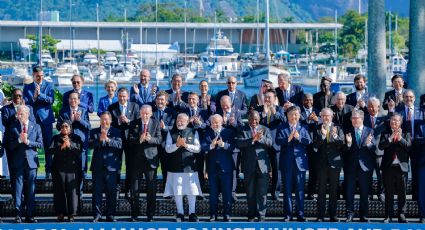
164, 113, 202, 222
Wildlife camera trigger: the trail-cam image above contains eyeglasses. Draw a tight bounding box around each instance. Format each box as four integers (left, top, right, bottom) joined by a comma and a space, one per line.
13, 94, 23, 97
227, 82, 236, 85
72, 81, 81, 84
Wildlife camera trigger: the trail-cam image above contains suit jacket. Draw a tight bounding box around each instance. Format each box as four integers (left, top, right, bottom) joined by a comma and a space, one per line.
300, 106, 321, 134
249, 94, 262, 111
215, 89, 248, 115
215, 109, 243, 131
383, 89, 405, 111
89, 127, 123, 172
56, 106, 91, 146
235, 124, 272, 174
97, 95, 118, 117
152, 106, 176, 142
165, 88, 189, 112
23, 81, 55, 125
313, 91, 334, 111
393, 106, 424, 138
9, 121, 43, 169
62, 89, 94, 113
276, 122, 312, 172
363, 114, 388, 157
49, 133, 83, 172
379, 131, 411, 172
2, 103, 35, 149
331, 104, 354, 132
198, 94, 216, 116
108, 101, 140, 142
130, 83, 158, 106
313, 123, 345, 168
255, 105, 286, 151
202, 127, 235, 174
275, 84, 304, 106
344, 126, 376, 172
414, 124, 425, 166
183, 107, 210, 130
420, 93, 425, 110
127, 118, 162, 168
346, 90, 369, 108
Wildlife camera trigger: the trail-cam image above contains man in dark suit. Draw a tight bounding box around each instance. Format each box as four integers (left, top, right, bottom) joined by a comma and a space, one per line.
127, 105, 162, 222
1, 88, 35, 199
299, 93, 320, 200
215, 76, 248, 115
275, 73, 304, 107
255, 89, 286, 200
202, 114, 235, 222
108, 88, 140, 198
276, 106, 312, 222
313, 108, 344, 222
344, 110, 375, 222
364, 97, 387, 202
331, 91, 354, 132
9, 105, 43, 223
62, 75, 94, 113
23, 66, 55, 178
379, 114, 411, 223
165, 73, 189, 112
236, 111, 272, 222
249, 79, 274, 111
152, 91, 176, 186
414, 120, 425, 223
346, 74, 368, 111
57, 92, 91, 198
383, 74, 405, 112
313, 77, 334, 111
393, 89, 423, 202
130, 69, 159, 106
90, 112, 122, 222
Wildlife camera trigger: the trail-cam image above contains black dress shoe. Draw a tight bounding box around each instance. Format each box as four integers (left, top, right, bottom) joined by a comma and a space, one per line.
25, 217, 37, 223
147, 216, 154, 222
209, 215, 217, 222
93, 216, 101, 222
57, 214, 65, 222
420, 218, 425, 224
383, 217, 392, 223
297, 216, 307, 222
316, 217, 324, 222
223, 215, 231, 222
130, 217, 138, 222
68, 215, 75, 222
196, 195, 205, 201
398, 214, 408, 223
175, 213, 184, 222
15, 216, 22, 223
360, 217, 369, 222
189, 213, 199, 222
106, 217, 116, 222
125, 191, 131, 200
45, 173, 51, 180
248, 218, 255, 222
346, 214, 354, 222
257, 216, 265, 222
282, 216, 292, 222
379, 194, 385, 203
330, 216, 340, 222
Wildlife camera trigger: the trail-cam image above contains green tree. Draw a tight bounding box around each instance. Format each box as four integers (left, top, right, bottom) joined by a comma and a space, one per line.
338, 10, 366, 58
26, 34, 61, 54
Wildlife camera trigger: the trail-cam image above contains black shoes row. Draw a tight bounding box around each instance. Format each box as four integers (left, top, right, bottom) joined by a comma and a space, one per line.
209, 215, 231, 222
15, 216, 37, 223
176, 213, 198, 222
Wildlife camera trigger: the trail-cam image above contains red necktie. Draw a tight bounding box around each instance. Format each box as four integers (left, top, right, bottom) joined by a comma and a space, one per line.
407, 108, 412, 121
252, 128, 256, 137
23, 124, 27, 134
371, 116, 375, 129
392, 133, 399, 160
143, 124, 147, 134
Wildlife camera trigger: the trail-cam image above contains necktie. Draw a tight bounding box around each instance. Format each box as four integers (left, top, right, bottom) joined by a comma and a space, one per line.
160, 110, 164, 120
143, 124, 147, 134
121, 105, 126, 115
356, 129, 361, 146
143, 86, 147, 99
392, 133, 399, 161
252, 128, 257, 137
407, 108, 412, 121
267, 112, 271, 125
326, 125, 330, 143
230, 92, 235, 103
23, 123, 27, 134
371, 116, 375, 129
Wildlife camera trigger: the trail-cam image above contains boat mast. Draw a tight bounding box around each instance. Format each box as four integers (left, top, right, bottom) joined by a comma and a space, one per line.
184, 0, 187, 66
265, 0, 270, 63
256, 0, 259, 54
334, 9, 338, 78
38, 0, 43, 65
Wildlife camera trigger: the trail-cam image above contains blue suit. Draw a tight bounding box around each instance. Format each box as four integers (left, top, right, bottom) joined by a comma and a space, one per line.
275, 84, 304, 107
89, 127, 122, 219
344, 126, 375, 218
57, 106, 91, 172
202, 127, 235, 217
130, 83, 158, 106
23, 81, 55, 174
97, 95, 118, 117
414, 123, 425, 219
62, 89, 94, 113
276, 122, 312, 219
9, 121, 43, 218
215, 89, 248, 115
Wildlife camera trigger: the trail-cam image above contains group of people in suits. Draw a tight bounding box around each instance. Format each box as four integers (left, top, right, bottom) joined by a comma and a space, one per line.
1, 65, 425, 224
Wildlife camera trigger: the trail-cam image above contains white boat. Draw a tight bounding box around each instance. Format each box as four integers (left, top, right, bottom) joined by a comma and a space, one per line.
78, 66, 94, 83
104, 56, 119, 67
242, 65, 289, 88
83, 54, 99, 65
6, 66, 32, 85
53, 63, 80, 86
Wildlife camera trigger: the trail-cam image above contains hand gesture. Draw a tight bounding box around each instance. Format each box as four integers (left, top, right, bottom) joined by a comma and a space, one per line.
34, 84, 40, 98
397, 94, 403, 104
133, 84, 139, 94
223, 114, 228, 123
100, 128, 108, 141
309, 111, 318, 122
228, 115, 236, 125
321, 125, 327, 136
119, 115, 129, 124
192, 116, 201, 125
288, 128, 295, 142
176, 136, 186, 148
269, 105, 276, 115
145, 132, 151, 142
20, 132, 28, 145
388, 99, 395, 110
74, 111, 81, 121
151, 85, 157, 95
217, 137, 224, 148
283, 101, 293, 110
160, 120, 165, 129
366, 133, 373, 145
293, 129, 300, 139
211, 136, 218, 148
139, 132, 147, 143
63, 135, 71, 148
357, 98, 366, 108
174, 91, 181, 103
346, 133, 352, 145
331, 127, 338, 136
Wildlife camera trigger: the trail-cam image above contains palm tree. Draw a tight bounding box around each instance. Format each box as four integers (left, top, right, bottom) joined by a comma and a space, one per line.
408, 0, 425, 95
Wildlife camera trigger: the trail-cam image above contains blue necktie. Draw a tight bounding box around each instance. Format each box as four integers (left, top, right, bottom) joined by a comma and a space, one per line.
356, 129, 361, 146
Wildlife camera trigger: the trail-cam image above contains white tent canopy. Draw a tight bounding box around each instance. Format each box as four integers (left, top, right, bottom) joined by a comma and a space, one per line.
56, 40, 122, 52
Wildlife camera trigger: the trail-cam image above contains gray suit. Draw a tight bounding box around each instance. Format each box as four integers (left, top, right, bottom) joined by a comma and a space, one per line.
236, 124, 272, 220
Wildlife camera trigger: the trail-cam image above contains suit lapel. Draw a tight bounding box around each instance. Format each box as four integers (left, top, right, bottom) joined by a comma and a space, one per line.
359, 127, 368, 147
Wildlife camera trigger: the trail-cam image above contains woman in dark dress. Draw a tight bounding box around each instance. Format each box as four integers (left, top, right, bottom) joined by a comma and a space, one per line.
49, 120, 83, 222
